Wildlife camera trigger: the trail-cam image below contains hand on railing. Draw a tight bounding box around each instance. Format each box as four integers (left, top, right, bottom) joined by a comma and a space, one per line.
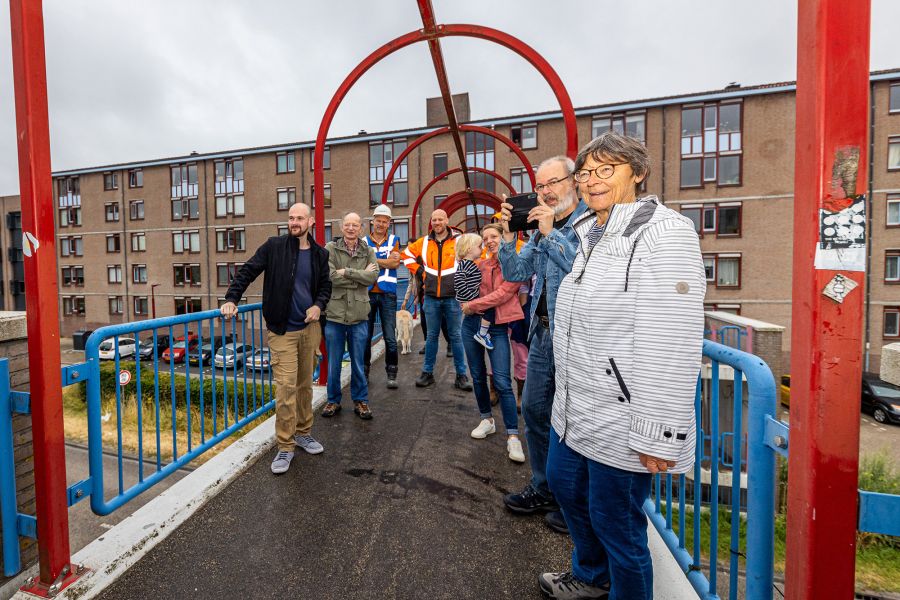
639, 452, 676, 474
220, 302, 238, 320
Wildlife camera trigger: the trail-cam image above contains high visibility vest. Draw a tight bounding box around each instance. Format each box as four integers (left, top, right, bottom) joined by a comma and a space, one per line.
364, 234, 398, 294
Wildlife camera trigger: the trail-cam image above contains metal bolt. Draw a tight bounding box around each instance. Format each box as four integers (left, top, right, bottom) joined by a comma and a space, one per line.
774, 435, 788, 449
48, 583, 60, 597
75, 563, 86, 574
72, 370, 79, 379
75, 489, 84, 498
25, 576, 35, 586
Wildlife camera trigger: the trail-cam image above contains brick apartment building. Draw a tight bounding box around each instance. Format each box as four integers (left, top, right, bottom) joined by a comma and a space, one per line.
2, 70, 899, 369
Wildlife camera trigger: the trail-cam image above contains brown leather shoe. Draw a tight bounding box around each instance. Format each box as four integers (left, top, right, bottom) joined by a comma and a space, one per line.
321, 403, 341, 418
354, 402, 373, 420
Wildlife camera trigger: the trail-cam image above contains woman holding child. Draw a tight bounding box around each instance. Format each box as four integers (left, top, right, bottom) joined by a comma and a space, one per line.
455, 223, 526, 463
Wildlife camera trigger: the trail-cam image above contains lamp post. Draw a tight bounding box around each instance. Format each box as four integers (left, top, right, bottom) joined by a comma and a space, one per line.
150, 283, 160, 319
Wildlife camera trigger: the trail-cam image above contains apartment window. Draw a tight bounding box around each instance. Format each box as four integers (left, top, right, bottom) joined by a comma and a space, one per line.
323, 223, 333, 242
706, 304, 742, 315
884, 307, 900, 338
434, 194, 447, 210
129, 200, 145, 220
465, 132, 496, 193
107, 265, 122, 284
171, 197, 200, 220
891, 82, 900, 113
369, 139, 408, 205
216, 228, 246, 252
717, 204, 741, 236
173, 264, 201, 287
106, 234, 121, 253
214, 158, 244, 193
104, 203, 119, 222
172, 230, 201, 254
171, 163, 199, 198
277, 225, 289, 236
886, 250, 900, 283
134, 297, 149, 316
277, 187, 296, 210
276, 151, 296, 174
310, 147, 331, 170
132, 264, 148, 284
217, 262, 243, 286
103, 172, 118, 191
510, 167, 534, 194
681, 103, 742, 188
392, 219, 410, 246
681, 203, 741, 237
108, 296, 124, 315
57, 176, 81, 206
311, 184, 332, 209
511, 123, 537, 150
174, 297, 203, 315
58, 206, 82, 227
433, 153, 448, 179
62, 296, 86, 316
702, 255, 716, 282
889, 195, 900, 226
60, 236, 83, 257
128, 169, 143, 188
130, 232, 146, 252
215, 194, 245, 217
591, 112, 646, 142
61, 266, 84, 286
716, 255, 741, 288
889, 137, 900, 171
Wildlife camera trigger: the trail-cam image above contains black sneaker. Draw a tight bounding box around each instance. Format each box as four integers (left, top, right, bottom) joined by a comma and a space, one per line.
418, 347, 426, 355
545, 510, 569, 534
454, 374, 473, 391
504, 485, 559, 514
446, 347, 453, 357
386, 373, 399, 389
538, 572, 609, 599
415, 371, 435, 387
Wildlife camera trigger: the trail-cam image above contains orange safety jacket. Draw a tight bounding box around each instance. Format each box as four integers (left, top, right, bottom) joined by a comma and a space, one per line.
402, 229, 461, 298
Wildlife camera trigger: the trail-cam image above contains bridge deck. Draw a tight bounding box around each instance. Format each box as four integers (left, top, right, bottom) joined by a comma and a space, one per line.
96, 346, 573, 600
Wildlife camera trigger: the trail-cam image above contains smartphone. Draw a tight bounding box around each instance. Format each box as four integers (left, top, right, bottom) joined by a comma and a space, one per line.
507, 192, 539, 232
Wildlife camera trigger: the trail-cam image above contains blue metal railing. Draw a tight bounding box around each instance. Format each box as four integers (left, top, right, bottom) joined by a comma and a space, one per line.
644, 340, 777, 600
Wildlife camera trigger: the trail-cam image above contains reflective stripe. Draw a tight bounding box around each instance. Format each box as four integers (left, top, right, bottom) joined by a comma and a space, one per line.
365, 234, 398, 294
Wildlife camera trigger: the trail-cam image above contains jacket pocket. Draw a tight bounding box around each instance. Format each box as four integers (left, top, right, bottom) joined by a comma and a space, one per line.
608, 357, 630, 403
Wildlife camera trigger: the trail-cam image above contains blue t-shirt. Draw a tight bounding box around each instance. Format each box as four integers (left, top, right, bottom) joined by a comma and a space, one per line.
286, 248, 314, 331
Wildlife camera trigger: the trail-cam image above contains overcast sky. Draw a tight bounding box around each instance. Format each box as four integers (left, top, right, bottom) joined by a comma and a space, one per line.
1, 0, 898, 195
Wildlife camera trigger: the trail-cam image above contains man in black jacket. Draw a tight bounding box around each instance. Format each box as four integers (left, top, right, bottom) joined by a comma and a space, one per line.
221, 202, 332, 474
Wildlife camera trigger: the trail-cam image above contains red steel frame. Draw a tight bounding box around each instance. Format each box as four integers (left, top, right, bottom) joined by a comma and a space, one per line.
410, 170, 512, 239
786, 1, 871, 598
8, 0, 82, 592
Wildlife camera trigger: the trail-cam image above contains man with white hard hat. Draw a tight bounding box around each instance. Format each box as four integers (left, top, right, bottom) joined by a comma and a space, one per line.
362, 203, 402, 389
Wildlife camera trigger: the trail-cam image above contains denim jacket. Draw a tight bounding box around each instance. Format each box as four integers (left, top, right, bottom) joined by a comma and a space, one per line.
497, 200, 589, 340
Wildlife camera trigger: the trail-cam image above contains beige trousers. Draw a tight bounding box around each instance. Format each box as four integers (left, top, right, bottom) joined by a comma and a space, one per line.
268, 322, 322, 452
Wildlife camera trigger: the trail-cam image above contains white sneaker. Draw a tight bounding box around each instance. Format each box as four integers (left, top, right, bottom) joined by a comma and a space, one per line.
470, 418, 496, 439
508, 437, 526, 462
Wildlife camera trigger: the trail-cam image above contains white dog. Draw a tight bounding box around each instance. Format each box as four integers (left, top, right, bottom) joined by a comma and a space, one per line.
396, 276, 418, 354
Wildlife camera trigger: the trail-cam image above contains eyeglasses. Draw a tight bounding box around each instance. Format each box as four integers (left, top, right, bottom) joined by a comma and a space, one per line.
533, 176, 571, 194
573, 163, 626, 183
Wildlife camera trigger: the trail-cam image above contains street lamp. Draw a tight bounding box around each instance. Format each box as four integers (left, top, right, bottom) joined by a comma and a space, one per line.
150, 283, 160, 319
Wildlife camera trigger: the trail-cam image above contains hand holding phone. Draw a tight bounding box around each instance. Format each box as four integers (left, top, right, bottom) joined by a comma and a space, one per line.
507, 193, 539, 233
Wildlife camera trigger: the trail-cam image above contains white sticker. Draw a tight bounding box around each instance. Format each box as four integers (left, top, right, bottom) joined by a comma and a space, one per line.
21, 232, 39, 257
822, 274, 859, 303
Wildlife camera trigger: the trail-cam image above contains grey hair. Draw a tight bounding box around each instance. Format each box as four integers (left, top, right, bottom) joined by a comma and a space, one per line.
574, 131, 651, 188
537, 155, 576, 177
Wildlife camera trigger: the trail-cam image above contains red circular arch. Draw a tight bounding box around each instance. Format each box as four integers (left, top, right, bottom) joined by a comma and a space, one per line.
312, 24, 577, 242
422, 190, 502, 237
411, 167, 513, 238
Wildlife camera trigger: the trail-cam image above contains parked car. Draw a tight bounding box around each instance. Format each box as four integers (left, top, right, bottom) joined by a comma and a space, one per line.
248, 347, 271, 372
214, 343, 252, 369
780, 374, 791, 407
162, 334, 199, 364
188, 336, 233, 366
862, 373, 900, 425
98, 337, 136, 360
138, 334, 172, 360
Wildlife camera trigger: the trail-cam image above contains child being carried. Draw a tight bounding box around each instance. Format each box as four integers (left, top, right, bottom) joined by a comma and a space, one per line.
454, 233, 495, 351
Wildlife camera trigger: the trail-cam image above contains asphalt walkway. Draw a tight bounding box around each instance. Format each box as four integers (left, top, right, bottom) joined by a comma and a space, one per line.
96, 344, 573, 600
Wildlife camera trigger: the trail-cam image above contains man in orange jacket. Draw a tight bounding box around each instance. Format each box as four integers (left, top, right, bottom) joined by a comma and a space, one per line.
402, 209, 472, 390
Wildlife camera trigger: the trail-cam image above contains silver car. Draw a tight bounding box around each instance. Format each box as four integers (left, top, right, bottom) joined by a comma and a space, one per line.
213, 343, 252, 368
98, 337, 136, 360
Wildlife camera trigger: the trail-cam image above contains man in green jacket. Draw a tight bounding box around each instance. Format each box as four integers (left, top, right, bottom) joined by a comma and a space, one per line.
321, 212, 379, 420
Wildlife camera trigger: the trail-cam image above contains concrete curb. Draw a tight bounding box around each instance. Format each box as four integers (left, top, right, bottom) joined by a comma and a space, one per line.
647, 518, 702, 599
9, 341, 384, 600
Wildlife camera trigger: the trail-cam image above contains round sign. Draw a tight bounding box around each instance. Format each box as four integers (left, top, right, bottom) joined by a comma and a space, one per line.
118, 370, 132, 386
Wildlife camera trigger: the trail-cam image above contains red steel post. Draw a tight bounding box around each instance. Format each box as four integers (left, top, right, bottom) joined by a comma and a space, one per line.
9, 0, 78, 588
786, 0, 871, 597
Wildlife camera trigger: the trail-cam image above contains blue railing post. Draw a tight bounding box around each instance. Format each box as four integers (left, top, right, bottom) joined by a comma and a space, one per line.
84, 332, 107, 516
0, 358, 21, 576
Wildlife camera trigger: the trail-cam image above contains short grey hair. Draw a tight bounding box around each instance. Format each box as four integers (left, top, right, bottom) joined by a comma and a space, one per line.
574, 131, 651, 188
537, 155, 575, 177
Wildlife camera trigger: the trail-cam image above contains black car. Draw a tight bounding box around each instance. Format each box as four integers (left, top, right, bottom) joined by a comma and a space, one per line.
862, 373, 900, 425
188, 335, 233, 366
138, 334, 172, 359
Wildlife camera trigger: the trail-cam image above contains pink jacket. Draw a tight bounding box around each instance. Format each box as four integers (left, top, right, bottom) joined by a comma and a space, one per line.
466, 257, 525, 325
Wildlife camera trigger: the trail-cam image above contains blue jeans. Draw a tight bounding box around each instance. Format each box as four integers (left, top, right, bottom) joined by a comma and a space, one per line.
547, 431, 653, 600
422, 296, 466, 375
460, 315, 519, 435
324, 320, 369, 405
364, 292, 397, 374
523, 323, 555, 497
